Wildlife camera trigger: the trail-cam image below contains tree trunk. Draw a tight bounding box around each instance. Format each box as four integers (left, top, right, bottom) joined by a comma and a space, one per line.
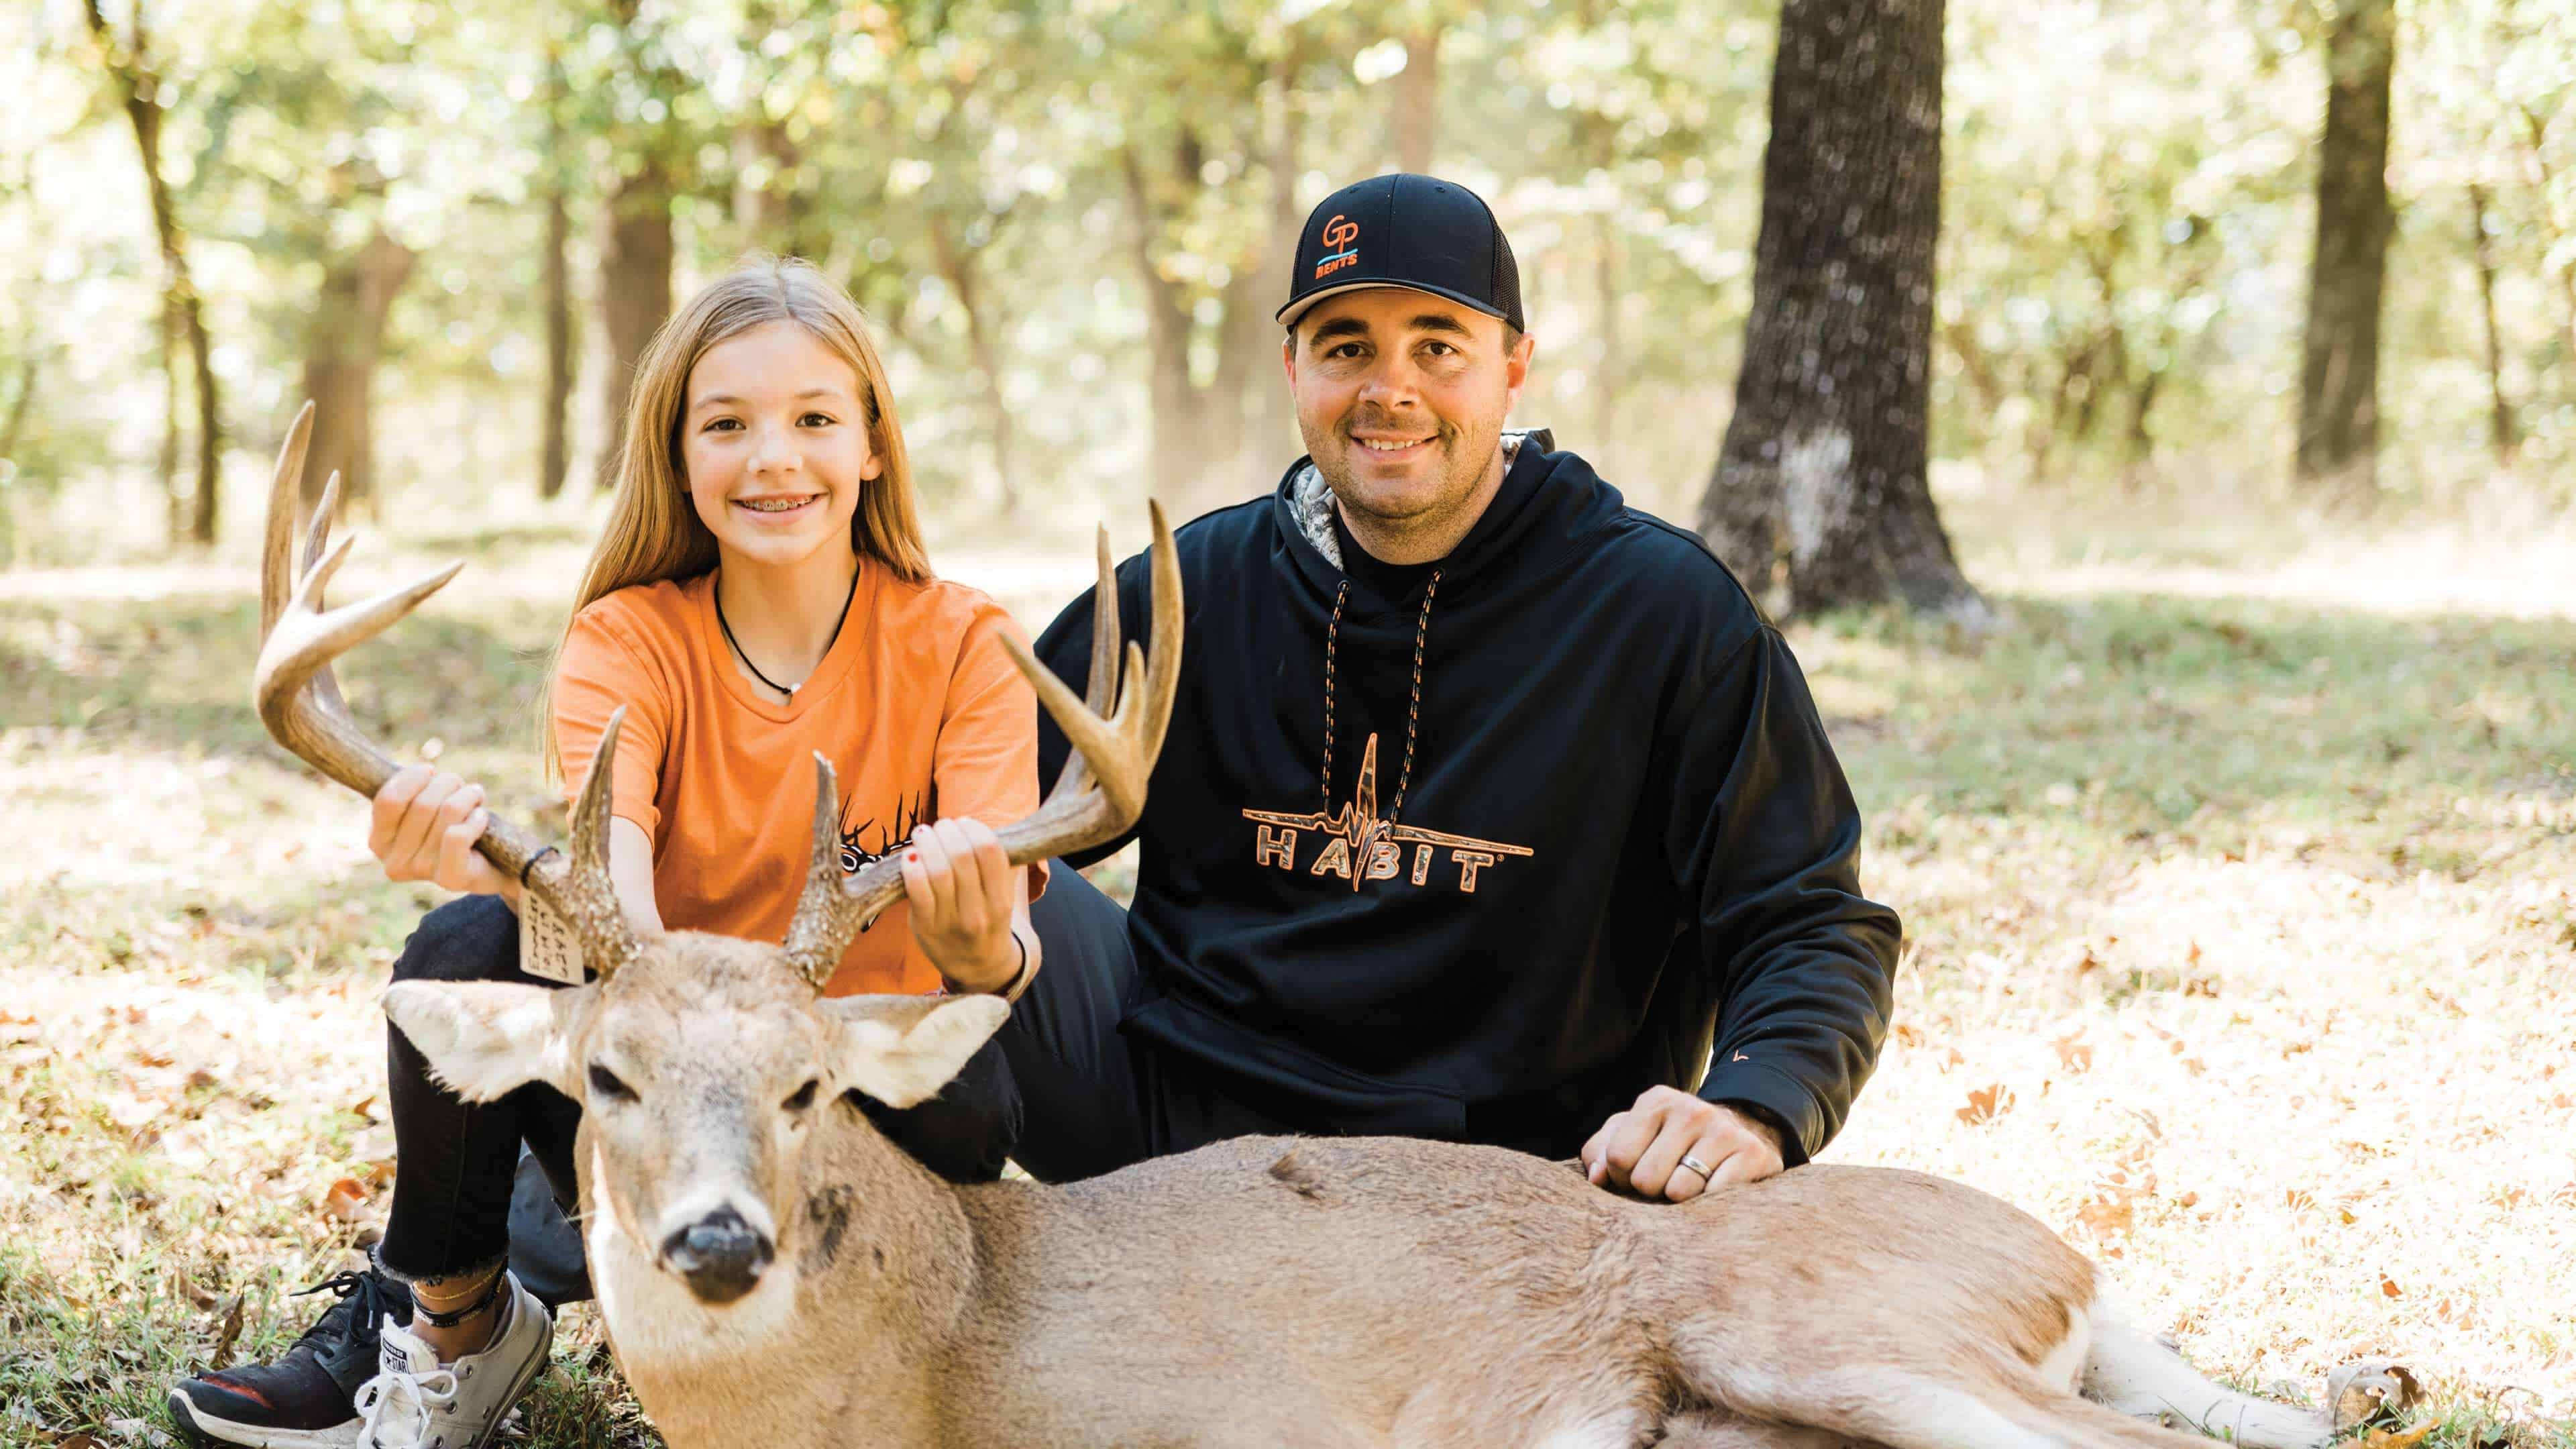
2466, 182, 2516, 464
1695, 0, 1980, 620
86, 0, 221, 545
158, 296, 182, 541
595, 156, 676, 490
1595, 204, 1624, 482
299, 227, 417, 513
1122, 144, 1214, 511
2294, 0, 2396, 495
930, 215, 1020, 515
1393, 29, 1441, 175
541, 179, 576, 498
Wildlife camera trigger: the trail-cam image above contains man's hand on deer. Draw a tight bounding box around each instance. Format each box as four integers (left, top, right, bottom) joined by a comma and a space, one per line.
1582, 1084, 1786, 1201
369, 763, 512, 900
900, 816, 1027, 995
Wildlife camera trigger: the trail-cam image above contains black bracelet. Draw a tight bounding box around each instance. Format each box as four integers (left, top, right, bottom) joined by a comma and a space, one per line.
519, 845, 559, 886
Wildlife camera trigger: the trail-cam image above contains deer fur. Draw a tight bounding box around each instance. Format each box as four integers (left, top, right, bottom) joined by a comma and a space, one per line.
388, 938, 2337, 1449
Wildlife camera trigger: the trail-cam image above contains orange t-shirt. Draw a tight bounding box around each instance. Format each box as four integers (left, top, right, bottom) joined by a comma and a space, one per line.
549, 561, 1047, 997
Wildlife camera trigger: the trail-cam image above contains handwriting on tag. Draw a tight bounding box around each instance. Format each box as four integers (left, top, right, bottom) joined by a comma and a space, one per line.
519, 891, 586, 985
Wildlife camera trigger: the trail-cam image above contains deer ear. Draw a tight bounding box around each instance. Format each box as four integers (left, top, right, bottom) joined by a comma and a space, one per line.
384, 981, 578, 1102
821, 994, 1010, 1110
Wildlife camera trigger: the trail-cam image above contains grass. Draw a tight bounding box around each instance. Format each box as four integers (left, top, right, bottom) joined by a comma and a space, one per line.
1, 500, 2571, 1448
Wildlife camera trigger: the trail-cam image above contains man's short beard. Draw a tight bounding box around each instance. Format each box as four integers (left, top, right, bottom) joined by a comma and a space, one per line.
1308, 417, 1492, 529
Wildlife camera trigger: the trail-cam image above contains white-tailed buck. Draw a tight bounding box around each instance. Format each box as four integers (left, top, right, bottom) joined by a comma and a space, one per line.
254, 405, 2343, 1449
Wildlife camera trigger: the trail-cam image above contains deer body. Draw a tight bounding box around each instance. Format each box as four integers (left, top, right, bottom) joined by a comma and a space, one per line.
566, 1079, 2306, 1449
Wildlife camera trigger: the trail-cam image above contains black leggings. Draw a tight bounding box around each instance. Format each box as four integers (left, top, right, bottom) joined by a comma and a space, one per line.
374, 865, 1283, 1286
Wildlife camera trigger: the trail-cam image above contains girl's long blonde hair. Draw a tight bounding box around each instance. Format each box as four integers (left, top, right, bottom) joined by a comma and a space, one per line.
541, 255, 930, 780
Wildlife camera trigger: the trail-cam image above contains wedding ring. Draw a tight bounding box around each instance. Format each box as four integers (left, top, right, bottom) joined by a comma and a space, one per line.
1678, 1152, 1715, 1181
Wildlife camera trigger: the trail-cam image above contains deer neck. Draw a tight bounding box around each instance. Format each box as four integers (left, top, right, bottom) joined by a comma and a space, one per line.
576, 1099, 981, 1448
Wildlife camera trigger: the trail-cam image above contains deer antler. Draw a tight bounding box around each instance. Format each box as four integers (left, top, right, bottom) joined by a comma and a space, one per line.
781, 504, 1182, 989
252, 402, 639, 977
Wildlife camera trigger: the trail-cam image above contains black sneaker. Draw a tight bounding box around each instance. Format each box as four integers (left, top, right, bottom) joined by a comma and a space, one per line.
168, 1269, 414, 1449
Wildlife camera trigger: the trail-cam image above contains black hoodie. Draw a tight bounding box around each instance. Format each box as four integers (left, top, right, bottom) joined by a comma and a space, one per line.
1033, 434, 1900, 1164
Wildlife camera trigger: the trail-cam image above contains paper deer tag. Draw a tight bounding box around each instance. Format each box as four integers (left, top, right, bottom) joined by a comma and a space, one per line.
519, 890, 588, 986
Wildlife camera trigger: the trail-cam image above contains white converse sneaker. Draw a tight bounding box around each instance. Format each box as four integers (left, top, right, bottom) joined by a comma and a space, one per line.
351, 1272, 551, 1449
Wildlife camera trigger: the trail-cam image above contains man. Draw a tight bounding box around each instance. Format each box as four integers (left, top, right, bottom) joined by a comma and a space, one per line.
987, 172, 1900, 1200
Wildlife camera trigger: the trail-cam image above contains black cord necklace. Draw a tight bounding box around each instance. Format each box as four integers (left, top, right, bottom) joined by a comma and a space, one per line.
715, 561, 863, 701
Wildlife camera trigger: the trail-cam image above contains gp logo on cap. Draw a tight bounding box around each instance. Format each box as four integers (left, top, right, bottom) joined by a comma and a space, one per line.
1313, 214, 1360, 280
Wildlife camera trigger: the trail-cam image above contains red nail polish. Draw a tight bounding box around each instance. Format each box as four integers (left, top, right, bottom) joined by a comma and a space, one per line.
906, 851, 918, 862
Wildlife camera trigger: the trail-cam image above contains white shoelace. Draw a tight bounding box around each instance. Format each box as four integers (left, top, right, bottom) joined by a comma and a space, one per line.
352, 1362, 461, 1448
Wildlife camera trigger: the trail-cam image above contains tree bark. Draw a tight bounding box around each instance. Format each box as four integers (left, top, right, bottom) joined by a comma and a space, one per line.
299, 227, 417, 513
85, 0, 221, 545
595, 156, 676, 490
1393, 29, 1441, 175
158, 297, 182, 540
2294, 0, 2396, 495
1695, 0, 1980, 619
2467, 182, 2516, 464
541, 179, 576, 498
930, 214, 1020, 515
1122, 143, 1216, 511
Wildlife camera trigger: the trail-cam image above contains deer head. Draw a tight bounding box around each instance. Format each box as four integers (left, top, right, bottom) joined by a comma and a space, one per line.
250, 401, 1179, 1305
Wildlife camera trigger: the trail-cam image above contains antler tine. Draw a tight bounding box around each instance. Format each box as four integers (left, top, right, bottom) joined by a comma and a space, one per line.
1046, 525, 1122, 800
554, 710, 641, 979
777, 504, 1185, 980
782, 754, 857, 989
250, 400, 631, 976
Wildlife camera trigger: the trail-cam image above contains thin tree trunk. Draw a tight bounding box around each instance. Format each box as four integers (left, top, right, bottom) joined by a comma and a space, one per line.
539, 51, 576, 500
0, 352, 33, 461
2466, 182, 2516, 463
86, 0, 221, 545
158, 296, 181, 541
1695, 0, 1980, 619
1595, 203, 1623, 480
299, 228, 417, 513
2294, 0, 2396, 495
594, 156, 676, 490
541, 180, 576, 498
1393, 29, 1441, 175
1122, 144, 1210, 510
930, 215, 1020, 515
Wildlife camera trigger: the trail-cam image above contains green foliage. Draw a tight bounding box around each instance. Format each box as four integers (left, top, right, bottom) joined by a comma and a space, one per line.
2, 0, 2572, 549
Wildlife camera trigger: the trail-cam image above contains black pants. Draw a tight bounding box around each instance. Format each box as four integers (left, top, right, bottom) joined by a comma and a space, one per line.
374, 865, 1280, 1289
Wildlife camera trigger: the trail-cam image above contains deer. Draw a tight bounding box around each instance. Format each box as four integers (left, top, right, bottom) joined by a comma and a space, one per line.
249, 402, 2343, 1449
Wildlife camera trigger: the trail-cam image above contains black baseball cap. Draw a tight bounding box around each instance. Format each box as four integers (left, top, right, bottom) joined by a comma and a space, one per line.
1277, 173, 1524, 334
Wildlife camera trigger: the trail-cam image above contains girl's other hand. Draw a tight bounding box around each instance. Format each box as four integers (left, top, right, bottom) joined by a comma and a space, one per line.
902, 817, 1019, 992
370, 764, 511, 898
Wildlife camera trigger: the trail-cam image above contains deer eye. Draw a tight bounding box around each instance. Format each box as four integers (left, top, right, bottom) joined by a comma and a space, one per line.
784, 1079, 820, 1112
588, 1064, 637, 1103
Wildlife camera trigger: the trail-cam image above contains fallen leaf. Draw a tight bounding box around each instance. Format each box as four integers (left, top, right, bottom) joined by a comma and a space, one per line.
57, 1437, 105, 1449
2076, 1196, 2134, 1236
321, 1177, 368, 1223
2380, 1275, 2402, 1298
208, 1293, 246, 1372
2052, 1033, 2094, 1073
2176, 1191, 2199, 1208
1956, 1084, 2015, 1126
2355, 1424, 2434, 1449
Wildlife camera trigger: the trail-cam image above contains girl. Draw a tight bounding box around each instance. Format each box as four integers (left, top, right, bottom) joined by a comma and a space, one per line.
169, 256, 1046, 1449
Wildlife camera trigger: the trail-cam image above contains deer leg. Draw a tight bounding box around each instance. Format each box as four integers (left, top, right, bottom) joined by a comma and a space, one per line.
2080, 1311, 2333, 1449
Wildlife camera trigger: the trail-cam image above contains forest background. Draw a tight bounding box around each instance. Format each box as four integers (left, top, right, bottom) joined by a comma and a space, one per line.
2, 0, 2573, 1446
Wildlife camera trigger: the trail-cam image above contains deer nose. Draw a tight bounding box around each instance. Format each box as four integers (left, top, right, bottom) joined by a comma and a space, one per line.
659, 1206, 775, 1304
